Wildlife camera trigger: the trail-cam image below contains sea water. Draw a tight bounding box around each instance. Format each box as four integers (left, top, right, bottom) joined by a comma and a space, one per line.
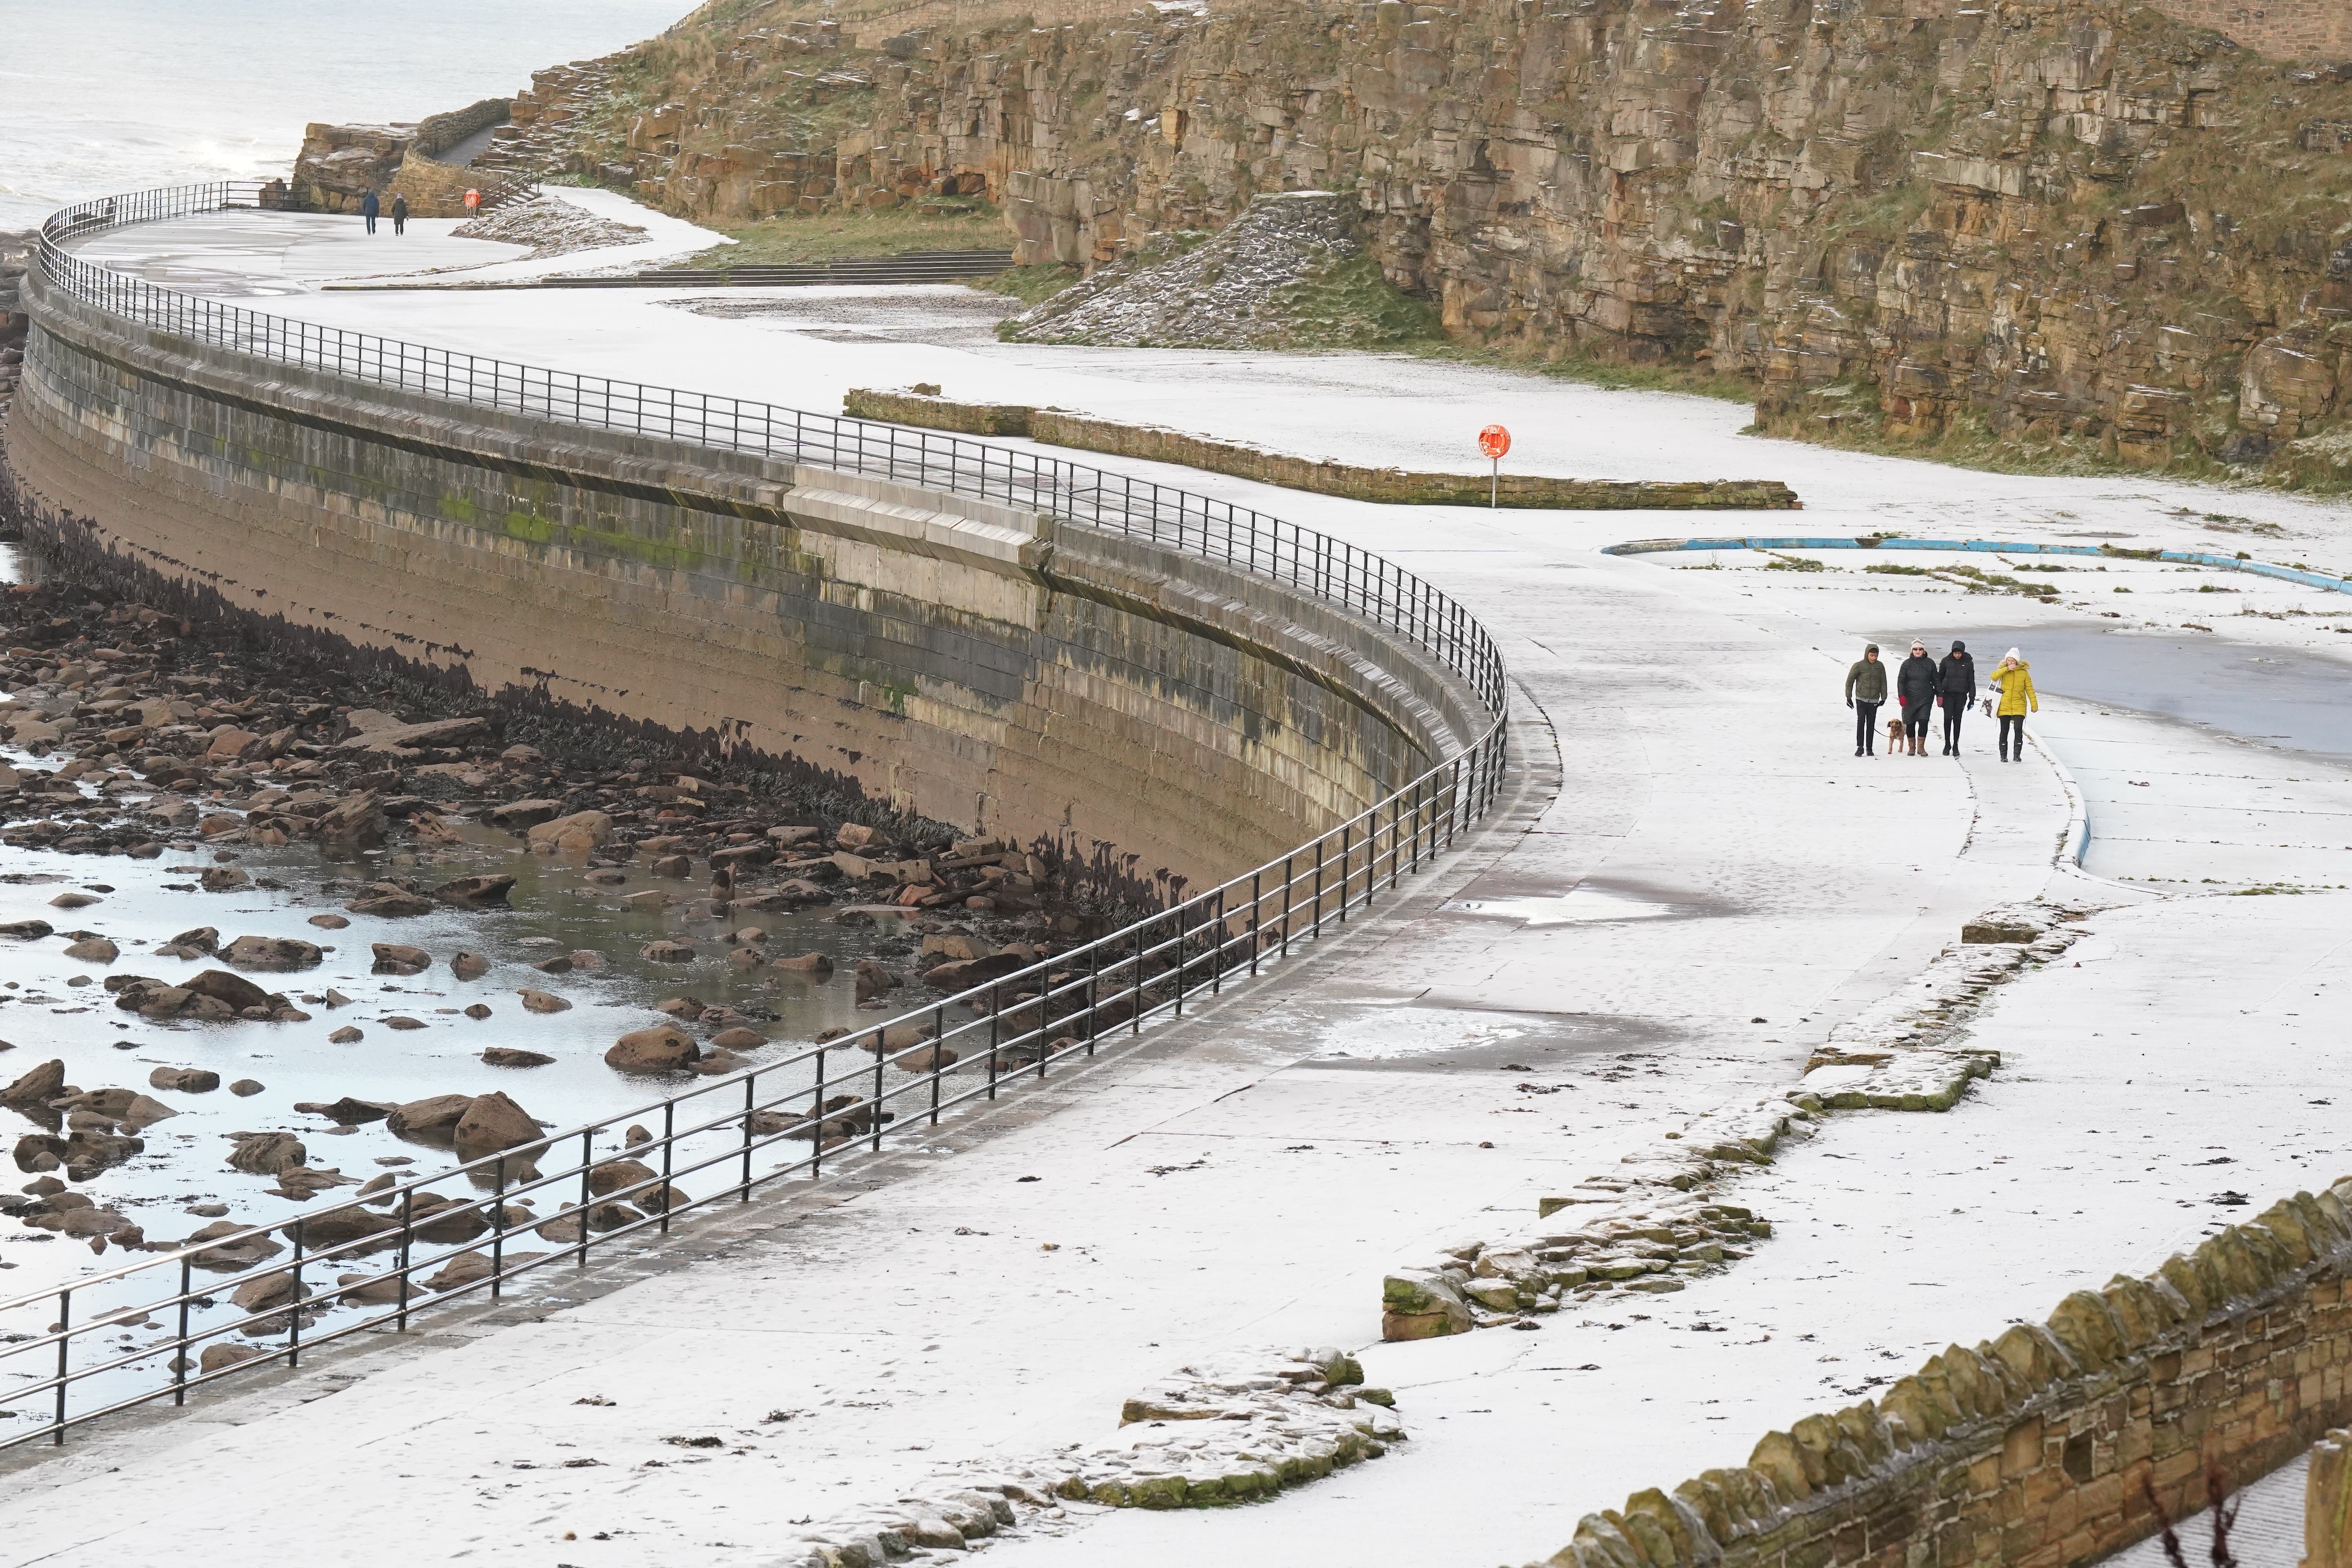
0, 0, 693, 230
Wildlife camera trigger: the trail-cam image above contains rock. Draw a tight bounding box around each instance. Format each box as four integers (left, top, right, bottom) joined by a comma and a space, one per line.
463, 1003, 493, 1020
281, 1203, 396, 1250
449, 951, 491, 981
453, 1091, 542, 1154
526, 810, 613, 854
346, 883, 433, 917
371, 943, 431, 976
221, 934, 323, 971
200, 1343, 269, 1374
49, 891, 101, 909
836, 822, 880, 850
383, 1016, 426, 1031
184, 968, 272, 1013
230, 1078, 265, 1096
385, 1094, 473, 1139
307, 913, 350, 929
61, 936, 118, 964
1, 1053, 65, 1105
486, 798, 564, 829
1962, 920, 2040, 945
518, 988, 570, 1013
323, 988, 353, 1007
924, 953, 1031, 989
168, 927, 221, 953
854, 959, 901, 1002
605, 1025, 700, 1073
772, 951, 834, 978
295, 1096, 394, 1125
328, 1025, 364, 1044
149, 1066, 221, 1093
710, 1025, 767, 1051
482, 1047, 554, 1068
227, 1131, 308, 1174
649, 855, 692, 878
0, 918, 56, 940
641, 940, 696, 962
419, 1250, 499, 1292
567, 950, 604, 971
313, 791, 388, 848
588, 1158, 656, 1196
434, 875, 515, 909
531, 955, 573, 974
337, 715, 489, 754
199, 866, 252, 892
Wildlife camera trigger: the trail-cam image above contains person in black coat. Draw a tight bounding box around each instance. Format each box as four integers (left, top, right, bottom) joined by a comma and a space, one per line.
1936, 640, 1977, 755
1895, 641, 1938, 756
361, 188, 380, 235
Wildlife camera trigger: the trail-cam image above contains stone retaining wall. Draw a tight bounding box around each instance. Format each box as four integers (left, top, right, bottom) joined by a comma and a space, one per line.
5, 269, 1484, 900
1530, 1180, 2352, 1568
842, 390, 1800, 511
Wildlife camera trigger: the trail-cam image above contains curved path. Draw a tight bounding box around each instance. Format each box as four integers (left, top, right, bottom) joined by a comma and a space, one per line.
5, 214, 2350, 1568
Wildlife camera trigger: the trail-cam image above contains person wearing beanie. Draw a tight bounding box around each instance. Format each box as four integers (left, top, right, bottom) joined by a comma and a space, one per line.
1990, 648, 2038, 760
1935, 639, 1977, 755
1896, 640, 1938, 756
1844, 643, 1888, 755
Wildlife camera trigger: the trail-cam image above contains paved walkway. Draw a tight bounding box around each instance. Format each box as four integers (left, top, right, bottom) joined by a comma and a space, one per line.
7, 213, 2351, 1568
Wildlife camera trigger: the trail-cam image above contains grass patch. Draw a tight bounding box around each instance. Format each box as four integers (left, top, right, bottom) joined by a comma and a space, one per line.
977, 263, 1084, 305
1265, 251, 1445, 349
1865, 563, 1933, 576
1764, 553, 1826, 572
685, 204, 1011, 269
1412, 341, 1759, 403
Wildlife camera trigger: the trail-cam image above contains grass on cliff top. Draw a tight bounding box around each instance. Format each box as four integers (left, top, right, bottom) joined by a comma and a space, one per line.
976, 263, 1084, 306
1412, 341, 1761, 405
682, 203, 1009, 269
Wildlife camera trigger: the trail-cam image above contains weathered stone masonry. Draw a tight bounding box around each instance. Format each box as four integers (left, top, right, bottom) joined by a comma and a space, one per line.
1528, 1182, 2352, 1568
4, 268, 1483, 897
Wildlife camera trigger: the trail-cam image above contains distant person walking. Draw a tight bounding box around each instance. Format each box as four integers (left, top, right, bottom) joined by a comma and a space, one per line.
390, 192, 407, 236
1896, 640, 1938, 756
1936, 640, 1976, 755
1990, 648, 2038, 761
1844, 643, 1888, 756
361, 189, 379, 235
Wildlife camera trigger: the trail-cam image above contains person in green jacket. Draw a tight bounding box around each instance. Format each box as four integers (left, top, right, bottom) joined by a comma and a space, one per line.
1844, 643, 1888, 756
1990, 647, 2038, 761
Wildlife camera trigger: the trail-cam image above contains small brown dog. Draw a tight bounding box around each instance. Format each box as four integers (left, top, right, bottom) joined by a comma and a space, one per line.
1884, 717, 1907, 755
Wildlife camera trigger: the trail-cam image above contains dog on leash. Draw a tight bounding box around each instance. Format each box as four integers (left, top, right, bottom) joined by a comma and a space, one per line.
1885, 717, 1907, 756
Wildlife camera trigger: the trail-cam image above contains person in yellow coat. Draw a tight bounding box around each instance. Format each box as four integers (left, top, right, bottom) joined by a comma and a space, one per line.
1989, 648, 2038, 761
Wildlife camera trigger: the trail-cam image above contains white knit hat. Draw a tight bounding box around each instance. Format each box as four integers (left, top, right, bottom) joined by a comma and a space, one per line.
2005, 647, 2022, 661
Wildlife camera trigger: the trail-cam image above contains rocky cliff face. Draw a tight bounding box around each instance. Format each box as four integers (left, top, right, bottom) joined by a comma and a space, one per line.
477, 0, 2352, 486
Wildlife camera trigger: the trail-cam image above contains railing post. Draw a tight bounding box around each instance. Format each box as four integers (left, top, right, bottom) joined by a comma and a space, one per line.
1336, 826, 1349, 925
396, 1185, 415, 1326
739, 1076, 755, 1201
1085, 943, 1100, 1056
931, 1007, 945, 1123
661, 1098, 676, 1230
811, 1044, 828, 1178
490, 1156, 508, 1299
173, 1256, 191, 1406
577, 1130, 595, 1267
1173, 900, 1191, 1014
1249, 873, 1262, 976
987, 980, 1002, 1099
53, 1287, 69, 1445
1211, 888, 1227, 994
869, 1029, 886, 1150
287, 1219, 306, 1368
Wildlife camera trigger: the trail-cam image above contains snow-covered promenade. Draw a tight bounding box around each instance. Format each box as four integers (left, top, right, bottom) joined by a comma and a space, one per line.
7, 201, 2350, 1568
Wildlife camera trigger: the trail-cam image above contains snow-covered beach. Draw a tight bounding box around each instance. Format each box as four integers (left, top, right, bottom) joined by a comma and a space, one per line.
1, 200, 2348, 1566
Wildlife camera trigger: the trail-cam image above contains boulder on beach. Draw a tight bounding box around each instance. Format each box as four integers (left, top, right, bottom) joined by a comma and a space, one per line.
482, 1047, 554, 1068
518, 988, 570, 1014
435, 875, 515, 909
527, 810, 612, 854
184, 969, 272, 1013
371, 943, 430, 976
149, 1066, 221, 1094
347, 883, 434, 917
221, 934, 323, 971
605, 1025, 699, 1074
453, 1091, 543, 1154
385, 1094, 472, 1139
449, 951, 491, 981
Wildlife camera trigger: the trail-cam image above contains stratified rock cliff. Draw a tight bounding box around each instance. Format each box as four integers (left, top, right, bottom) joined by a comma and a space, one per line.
478, 0, 2352, 485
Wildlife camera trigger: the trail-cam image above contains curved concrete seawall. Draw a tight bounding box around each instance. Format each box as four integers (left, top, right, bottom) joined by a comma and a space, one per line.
4, 265, 1485, 894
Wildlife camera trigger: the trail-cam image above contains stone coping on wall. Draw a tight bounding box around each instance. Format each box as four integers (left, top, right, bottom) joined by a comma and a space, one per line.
1523, 1174, 2352, 1568
844, 388, 1801, 511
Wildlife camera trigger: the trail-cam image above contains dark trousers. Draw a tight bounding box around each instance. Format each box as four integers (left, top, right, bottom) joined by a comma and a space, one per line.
1855, 702, 1882, 754
364, 214, 377, 233
1941, 704, 1965, 752
1904, 708, 1930, 741
1998, 715, 2025, 757
392, 216, 405, 235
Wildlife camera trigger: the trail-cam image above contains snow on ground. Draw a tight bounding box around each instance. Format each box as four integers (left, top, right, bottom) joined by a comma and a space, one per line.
7, 217, 2352, 1568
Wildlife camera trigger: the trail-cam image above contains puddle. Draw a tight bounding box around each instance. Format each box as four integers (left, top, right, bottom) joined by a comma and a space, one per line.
1898, 627, 2352, 759
1442, 885, 1686, 926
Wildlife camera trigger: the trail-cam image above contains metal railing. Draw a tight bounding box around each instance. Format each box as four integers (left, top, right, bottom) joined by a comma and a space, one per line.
0, 181, 1513, 1450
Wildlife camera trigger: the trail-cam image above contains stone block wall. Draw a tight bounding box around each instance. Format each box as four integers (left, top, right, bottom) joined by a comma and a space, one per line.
1530, 1182, 2352, 1568
5, 270, 1484, 899
2147, 0, 2352, 58
842, 389, 1800, 511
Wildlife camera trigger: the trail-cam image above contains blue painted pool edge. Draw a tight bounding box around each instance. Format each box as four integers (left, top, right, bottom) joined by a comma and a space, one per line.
1600, 535, 2352, 595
